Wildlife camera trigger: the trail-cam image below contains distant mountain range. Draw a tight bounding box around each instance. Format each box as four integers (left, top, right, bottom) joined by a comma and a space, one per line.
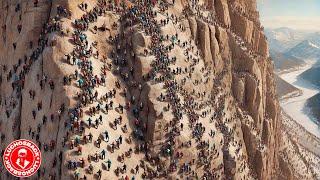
265, 27, 309, 53
267, 28, 320, 124
265, 27, 320, 71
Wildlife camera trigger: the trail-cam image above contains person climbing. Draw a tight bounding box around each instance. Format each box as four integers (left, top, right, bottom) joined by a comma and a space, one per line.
122, 164, 127, 173
106, 159, 111, 171
87, 118, 92, 127
104, 131, 109, 142
119, 135, 122, 144
34, 0, 39, 7
17, 24, 22, 33
97, 169, 102, 179
101, 149, 106, 159
88, 133, 93, 142
32, 110, 36, 119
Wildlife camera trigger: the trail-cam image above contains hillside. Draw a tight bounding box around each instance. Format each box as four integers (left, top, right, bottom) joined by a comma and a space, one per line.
280, 111, 320, 180
270, 50, 305, 72
275, 75, 302, 100
286, 40, 320, 60
0, 0, 315, 180
299, 66, 320, 87
306, 93, 320, 123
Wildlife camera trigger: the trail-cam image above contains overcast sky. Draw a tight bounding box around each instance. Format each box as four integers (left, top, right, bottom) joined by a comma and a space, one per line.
257, 0, 320, 31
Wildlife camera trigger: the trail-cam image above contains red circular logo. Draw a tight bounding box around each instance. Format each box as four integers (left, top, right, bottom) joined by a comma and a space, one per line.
2, 139, 41, 177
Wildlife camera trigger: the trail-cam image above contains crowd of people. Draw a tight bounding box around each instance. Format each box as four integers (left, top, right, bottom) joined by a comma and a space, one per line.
0, 0, 66, 178
0, 0, 270, 179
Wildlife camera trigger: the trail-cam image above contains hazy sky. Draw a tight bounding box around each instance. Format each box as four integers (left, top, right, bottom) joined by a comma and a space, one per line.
257, 0, 320, 31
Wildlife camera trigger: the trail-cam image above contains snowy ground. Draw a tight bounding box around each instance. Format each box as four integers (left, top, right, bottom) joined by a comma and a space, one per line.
280, 61, 320, 138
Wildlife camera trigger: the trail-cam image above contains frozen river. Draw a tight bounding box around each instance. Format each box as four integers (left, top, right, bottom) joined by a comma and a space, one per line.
280, 62, 320, 138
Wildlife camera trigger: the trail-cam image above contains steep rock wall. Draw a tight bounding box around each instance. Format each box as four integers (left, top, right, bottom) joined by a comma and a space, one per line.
0, 0, 283, 180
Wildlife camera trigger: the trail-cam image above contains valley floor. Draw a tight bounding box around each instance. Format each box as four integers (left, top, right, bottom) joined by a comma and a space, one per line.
280, 61, 320, 138
278, 61, 320, 179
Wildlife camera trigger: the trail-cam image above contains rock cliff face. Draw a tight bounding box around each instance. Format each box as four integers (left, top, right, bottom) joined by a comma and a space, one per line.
0, 0, 283, 179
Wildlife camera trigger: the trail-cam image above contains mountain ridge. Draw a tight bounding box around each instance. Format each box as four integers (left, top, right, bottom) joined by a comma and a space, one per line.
265, 27, 310, 52
285, 40, 320, 60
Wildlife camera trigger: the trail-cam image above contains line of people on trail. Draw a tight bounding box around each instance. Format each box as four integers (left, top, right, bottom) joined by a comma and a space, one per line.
62, 1, 143, 180
63, 0, 223, 179
0, 1, 72, 179
0, 0, 261, 179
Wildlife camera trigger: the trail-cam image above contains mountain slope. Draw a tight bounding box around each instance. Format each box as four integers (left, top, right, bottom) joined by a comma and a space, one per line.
0, 0, 312, 180
281, 111, 320, 179
299, 66, 320, 87
306, 93, 320, 124
270, 50, 305, 72
275, 75, 302, 100
286, 40, 320, 60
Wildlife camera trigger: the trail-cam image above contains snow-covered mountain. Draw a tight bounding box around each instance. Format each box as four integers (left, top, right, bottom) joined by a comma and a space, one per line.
265, 28, 320, 67
285, 40, 320, 60
265, 27, 310, 52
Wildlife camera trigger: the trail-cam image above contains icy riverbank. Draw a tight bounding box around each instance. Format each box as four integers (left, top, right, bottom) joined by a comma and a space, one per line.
280, 61, 320, 138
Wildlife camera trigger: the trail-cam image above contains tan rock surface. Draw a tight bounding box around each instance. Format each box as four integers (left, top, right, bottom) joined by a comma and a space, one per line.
0, 0, 317, 180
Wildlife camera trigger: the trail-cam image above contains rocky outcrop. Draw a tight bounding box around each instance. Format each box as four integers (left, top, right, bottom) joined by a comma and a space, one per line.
215, 0, 231, 27
0, 0, 301, 180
